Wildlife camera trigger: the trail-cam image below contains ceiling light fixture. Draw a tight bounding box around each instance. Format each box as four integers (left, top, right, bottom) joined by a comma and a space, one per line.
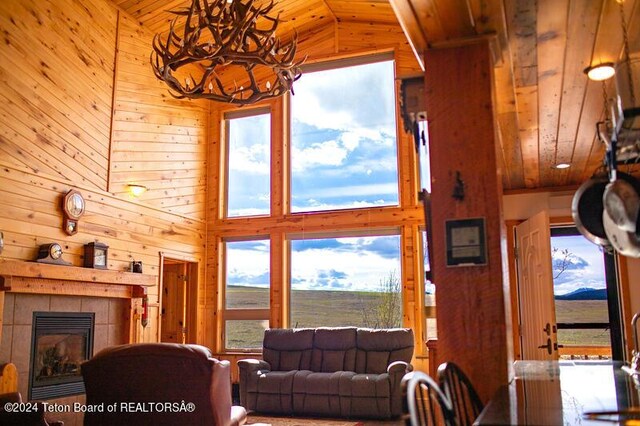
584, 63, 616, 81
554, 163, 571, 169
127, 184, 148, 197
151, 0, 304, 105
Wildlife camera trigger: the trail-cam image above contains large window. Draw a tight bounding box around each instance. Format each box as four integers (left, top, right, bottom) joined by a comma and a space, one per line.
224, 239, 270, 350
290, 58, 399, 212
225, 109, 271, 217
290, 234, 401, 328
215, 54, 425, 354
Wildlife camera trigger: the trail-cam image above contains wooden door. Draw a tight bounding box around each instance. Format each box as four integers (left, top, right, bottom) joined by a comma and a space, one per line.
161, 263, 186, 343
516, 210, 559, 360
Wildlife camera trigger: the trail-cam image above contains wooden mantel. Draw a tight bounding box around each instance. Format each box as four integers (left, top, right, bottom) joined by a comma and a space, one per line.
0, 258, 156, 299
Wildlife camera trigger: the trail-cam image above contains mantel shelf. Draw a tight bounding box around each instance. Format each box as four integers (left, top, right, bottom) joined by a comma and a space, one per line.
0, 259, 156, 299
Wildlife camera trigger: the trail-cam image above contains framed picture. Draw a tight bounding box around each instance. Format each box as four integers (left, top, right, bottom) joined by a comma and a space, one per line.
445, 218, 487, 266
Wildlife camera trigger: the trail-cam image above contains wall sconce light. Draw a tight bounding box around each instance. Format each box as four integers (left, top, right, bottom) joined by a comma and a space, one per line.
584, 63, 616, 81
127, 184, 148, 197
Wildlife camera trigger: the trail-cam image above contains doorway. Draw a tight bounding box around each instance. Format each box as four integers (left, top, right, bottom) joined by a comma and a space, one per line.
513, 215, 624, 361
160, 257, 198, 344
550, 226, 624, 360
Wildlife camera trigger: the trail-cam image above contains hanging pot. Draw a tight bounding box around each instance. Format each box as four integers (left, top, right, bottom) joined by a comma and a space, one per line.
572, 174, 611, 247
603, 172, 640, 235
603, 207, 640, 258
603, 172, 640, 258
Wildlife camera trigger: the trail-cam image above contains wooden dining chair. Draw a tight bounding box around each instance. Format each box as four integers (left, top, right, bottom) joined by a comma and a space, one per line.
402, 371, 455, 426
437, 362, 484, 426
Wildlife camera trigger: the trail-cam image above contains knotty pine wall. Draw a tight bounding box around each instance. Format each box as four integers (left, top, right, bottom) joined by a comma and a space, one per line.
0, 0, 207, 343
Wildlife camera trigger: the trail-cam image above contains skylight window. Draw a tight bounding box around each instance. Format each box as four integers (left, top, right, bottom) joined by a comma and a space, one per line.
290, 58, 399, 212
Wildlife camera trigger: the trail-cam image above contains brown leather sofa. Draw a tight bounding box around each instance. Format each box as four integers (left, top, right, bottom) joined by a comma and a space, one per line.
238, 327, 414, 419
81, 343, 247, 426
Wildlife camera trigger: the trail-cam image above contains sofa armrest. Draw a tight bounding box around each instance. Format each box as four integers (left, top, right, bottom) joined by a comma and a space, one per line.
237, 359, 271, 408
238, 358, 270, 373
387, 361, 413, 417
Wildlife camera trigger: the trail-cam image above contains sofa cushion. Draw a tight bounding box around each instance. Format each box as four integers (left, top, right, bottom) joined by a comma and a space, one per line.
255, 370, 297, 394
350, 373, 391, 397
293, 370, 355, 395
355, 328, 413, 374
263, 328, 314, 371
311, 327, 357, 372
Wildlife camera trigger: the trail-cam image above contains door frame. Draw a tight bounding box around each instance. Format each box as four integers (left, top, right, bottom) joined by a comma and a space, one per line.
507, 216, 630, 361
159, 253, 199, 344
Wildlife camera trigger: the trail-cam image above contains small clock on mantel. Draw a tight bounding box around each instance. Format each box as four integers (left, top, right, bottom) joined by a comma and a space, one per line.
84, 242, 108, 269
36, 243, 72, 265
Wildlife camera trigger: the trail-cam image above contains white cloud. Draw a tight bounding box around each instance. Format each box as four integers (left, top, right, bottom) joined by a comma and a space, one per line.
229, 145, 270, 174
291, 247, 399, 292
291, 140, 348, 172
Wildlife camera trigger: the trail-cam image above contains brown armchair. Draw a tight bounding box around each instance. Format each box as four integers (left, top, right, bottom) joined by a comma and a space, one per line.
81, 343, 246, 426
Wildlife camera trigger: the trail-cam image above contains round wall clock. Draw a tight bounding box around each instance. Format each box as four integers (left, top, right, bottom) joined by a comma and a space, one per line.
62, 189, 85, 235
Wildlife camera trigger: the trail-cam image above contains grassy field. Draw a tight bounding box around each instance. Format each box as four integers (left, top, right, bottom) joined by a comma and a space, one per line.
224, 286, 612, 350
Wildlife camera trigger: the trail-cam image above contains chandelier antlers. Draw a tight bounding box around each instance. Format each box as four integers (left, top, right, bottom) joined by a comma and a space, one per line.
151, 0, 304, 105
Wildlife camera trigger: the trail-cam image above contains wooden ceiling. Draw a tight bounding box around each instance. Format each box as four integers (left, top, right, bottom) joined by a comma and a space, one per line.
111, 0, 640, 192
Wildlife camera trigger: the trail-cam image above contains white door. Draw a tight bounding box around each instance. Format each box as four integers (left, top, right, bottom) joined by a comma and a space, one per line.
516, 210, 559, 360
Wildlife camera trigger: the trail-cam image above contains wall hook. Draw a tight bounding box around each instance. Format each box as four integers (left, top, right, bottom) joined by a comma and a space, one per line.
452, 171, 465, 201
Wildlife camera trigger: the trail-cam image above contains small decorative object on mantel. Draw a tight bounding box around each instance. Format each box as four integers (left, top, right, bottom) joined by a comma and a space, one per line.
62, 189, 85, 235
84, 242, 108, 269
36, 243, 72, 265
150, 0, 304, 105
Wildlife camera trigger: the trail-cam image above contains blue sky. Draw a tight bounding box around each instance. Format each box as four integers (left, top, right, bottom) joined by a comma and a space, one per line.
551, 235, 606, 295
290, 60, 398, 211
226, 236, 401, 292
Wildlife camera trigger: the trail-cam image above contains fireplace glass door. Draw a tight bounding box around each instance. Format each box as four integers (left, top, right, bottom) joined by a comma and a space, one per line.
29, 312, 95, 400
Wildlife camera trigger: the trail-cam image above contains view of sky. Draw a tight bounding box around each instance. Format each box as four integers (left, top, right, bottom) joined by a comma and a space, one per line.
226, 236, 401, 293
551, 234, 606, 295
290, 59, 398, 212
226, 112, 271, 217
291, 236, 400, 292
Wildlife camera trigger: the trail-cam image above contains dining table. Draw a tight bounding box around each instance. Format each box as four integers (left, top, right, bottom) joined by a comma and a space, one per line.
473, 360, 640, 425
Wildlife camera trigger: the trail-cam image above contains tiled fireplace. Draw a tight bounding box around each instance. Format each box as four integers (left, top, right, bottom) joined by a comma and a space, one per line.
29, 311, 95, 400
0, 258, 154, 426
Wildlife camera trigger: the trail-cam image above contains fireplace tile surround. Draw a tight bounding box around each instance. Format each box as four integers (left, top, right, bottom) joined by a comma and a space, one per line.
0, 260, 156, 426
1, 293, 129, 425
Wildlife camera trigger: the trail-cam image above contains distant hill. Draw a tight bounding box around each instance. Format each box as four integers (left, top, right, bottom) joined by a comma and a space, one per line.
555, 287, 607, 300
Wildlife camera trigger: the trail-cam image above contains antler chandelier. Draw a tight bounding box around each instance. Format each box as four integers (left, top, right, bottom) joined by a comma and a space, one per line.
151, 0, 303, 105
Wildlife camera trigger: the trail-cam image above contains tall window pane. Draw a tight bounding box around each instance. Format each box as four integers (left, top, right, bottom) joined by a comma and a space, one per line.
225, 239, 270, 350
226, 111, 270, 217
291, 59, 399, 212
290, 235, 401, 328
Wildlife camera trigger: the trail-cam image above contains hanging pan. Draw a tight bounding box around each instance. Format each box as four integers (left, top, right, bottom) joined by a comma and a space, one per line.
603, 172, 640, 258
572, 174, 611, 248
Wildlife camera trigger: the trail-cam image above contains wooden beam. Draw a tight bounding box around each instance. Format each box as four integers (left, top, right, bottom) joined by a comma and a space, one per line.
389, 0, 427, 71
425, 39, 511, 403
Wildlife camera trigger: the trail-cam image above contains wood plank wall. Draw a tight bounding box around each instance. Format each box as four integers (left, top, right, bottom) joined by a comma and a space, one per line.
0, 0, 207, 342
111, 13, 209, 217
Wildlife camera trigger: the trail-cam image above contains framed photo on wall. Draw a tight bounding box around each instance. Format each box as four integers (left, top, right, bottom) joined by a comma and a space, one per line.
445, 218, 487, 266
